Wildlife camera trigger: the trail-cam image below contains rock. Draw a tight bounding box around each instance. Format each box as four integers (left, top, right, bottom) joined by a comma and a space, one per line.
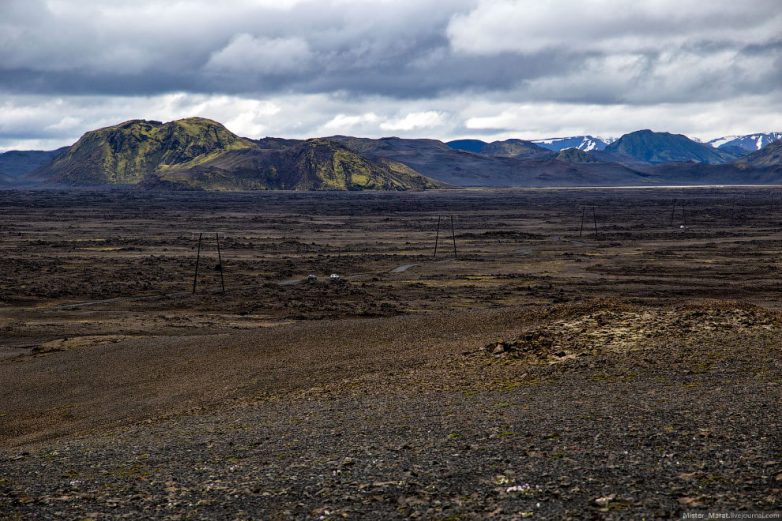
593, 494, 616, 507
677, 496, 704, 507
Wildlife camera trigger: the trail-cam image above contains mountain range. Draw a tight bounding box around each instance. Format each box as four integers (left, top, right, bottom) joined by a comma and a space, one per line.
451, 132, 782, 156
446, 139, 549, 157
531, 136, 613, 152
25, 118, 438, 191
707, 133, 782, 154
2, 120, 781, 190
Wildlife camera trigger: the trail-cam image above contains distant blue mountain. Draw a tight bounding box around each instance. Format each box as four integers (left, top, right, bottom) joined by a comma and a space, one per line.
446, 139, 488, 154
0, 147, 68, 183
605, 130, 737, 164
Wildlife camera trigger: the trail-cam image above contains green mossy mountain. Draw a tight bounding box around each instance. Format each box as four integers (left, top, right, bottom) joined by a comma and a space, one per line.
38, 118, 255, 185
35, 119, 438, 191
605, 129, 737, 164
478, 139, 549, 158
556, 148, 599, 163
145, 139, 439, 191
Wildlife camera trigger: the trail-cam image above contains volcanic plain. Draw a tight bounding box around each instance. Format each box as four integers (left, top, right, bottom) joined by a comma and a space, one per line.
1, 188, 780, 520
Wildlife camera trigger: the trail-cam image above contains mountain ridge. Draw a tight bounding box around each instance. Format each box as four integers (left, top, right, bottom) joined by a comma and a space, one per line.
708, 133, 782, 153
531, 135, 613, 152
604, 129, 738, 164
31, 119, 439, 191
7, 121, 782, 190
36, 118, 256, 185
446, 139, 549, 158
144, 138, 440, 191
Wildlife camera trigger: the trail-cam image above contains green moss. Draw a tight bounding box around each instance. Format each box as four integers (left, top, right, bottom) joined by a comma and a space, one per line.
43, 121, 440, 191
44, 118, 254, 185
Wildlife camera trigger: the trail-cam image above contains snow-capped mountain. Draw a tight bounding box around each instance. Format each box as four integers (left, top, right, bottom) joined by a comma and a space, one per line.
531, 135, 614, 152
707, 133, 782, 152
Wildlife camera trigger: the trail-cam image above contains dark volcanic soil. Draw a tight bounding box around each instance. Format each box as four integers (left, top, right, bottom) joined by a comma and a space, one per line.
1, 188, 781, 519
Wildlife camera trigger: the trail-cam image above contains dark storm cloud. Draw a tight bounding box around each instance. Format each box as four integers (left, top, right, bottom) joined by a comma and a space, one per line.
1, 0, 780, 150
0, 0, 476, 97
1, 0, 778, 103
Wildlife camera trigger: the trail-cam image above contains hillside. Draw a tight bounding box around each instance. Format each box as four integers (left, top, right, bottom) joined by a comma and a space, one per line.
32, 120, 437, 191
480, 139, 549, 158
556, 148, 600, 163
0, 147, 68, 183
446, 138, 549, 158
445, 139, 487, 154
738, 140, 782, 168
331, 135, 651, 187
35, 118, 255, 185
605, 129, 737, 164
144, 139, 440, 191
328, 136, 527, 186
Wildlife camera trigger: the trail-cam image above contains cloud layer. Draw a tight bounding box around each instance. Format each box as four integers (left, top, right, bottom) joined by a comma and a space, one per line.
0, 0, 780, 150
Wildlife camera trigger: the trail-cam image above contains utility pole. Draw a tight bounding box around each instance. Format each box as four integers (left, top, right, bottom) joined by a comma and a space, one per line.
671, 199, 677, 227
192, 233, 202, 294
216, 233, 225, 293
450, 215, 457, 259
433, 215, 441, 258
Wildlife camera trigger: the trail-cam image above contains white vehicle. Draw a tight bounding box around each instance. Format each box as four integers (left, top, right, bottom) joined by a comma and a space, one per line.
306, 273, 317, 283
329, 273, 341, 282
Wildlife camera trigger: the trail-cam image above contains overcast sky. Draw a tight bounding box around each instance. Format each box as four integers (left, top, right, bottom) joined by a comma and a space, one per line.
1, 0, 781, 151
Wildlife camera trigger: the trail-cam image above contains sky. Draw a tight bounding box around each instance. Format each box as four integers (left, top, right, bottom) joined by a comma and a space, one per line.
1, 0, 781, 151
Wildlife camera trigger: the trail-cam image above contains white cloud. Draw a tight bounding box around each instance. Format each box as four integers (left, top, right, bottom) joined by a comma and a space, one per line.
380, 111, 446, 131
45, 116, 82, 131
0, 93, 289, 150
3, 91, 781, 153
323, 113, 381, 131
460, 96, 782, 142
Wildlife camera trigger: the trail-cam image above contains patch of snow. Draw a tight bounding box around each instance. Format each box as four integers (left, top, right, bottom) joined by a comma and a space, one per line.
708, 133, 782, 151
532, 135, 610, 152
707, 136, 737, 148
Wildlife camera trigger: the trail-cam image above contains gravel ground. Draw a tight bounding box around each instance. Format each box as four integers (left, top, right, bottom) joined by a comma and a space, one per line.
1, 301, 780, 520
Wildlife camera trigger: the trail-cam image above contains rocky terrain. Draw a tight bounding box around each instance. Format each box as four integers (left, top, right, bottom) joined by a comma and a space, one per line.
0, 188, 781, 519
